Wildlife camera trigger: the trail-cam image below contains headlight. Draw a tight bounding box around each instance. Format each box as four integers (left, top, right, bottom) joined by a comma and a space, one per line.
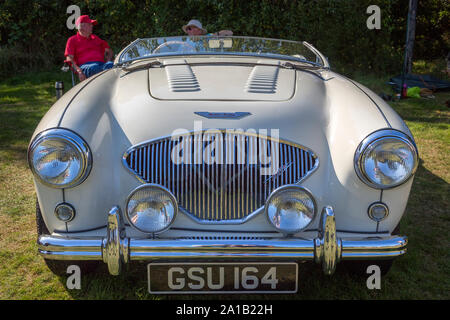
355, 129, 418, 189
126, 184, 177, 234
265, 185, 316, 234
28, 128, 92, 188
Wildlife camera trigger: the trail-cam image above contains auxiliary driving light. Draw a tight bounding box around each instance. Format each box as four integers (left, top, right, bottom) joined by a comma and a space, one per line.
126, 184, 178, 234
265, 185, 316, 234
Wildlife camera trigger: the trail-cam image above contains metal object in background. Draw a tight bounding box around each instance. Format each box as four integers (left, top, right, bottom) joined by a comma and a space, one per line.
55, 81, 64, 99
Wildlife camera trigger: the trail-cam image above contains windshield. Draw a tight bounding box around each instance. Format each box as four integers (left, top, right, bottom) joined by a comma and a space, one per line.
117, 36, 324, 66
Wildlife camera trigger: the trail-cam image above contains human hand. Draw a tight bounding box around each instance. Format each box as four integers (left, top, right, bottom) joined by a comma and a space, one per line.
218, 30, 233, 36
77, 69, 86, 81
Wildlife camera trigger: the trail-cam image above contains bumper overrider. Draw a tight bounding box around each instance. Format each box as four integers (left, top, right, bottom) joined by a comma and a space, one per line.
38, 206, 407, 276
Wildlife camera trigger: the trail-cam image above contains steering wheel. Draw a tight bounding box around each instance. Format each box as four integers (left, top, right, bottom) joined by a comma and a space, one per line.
153, 41, 196, 54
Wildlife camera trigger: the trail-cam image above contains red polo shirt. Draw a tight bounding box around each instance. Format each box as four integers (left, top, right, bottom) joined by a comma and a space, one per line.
65, 32, 110, 66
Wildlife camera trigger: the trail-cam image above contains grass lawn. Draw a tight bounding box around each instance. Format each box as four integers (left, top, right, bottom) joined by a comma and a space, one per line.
0, 68, 448, 300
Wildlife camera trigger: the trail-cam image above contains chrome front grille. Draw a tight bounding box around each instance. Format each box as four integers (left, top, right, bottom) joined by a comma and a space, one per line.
123, 130, 318, 223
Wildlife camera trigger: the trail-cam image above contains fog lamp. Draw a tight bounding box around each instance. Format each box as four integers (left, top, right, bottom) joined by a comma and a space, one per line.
126, 184, 177, 234
265, 185, 316, 234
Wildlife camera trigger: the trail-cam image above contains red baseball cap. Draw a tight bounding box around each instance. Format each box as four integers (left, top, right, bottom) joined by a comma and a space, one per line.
76, 15, 98, 26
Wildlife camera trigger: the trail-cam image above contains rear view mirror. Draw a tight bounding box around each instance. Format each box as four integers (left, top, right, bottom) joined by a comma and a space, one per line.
208, 38, 233, 49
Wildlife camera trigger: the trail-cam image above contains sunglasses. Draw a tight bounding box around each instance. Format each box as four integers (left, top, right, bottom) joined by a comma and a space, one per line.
186, 26, 198, 31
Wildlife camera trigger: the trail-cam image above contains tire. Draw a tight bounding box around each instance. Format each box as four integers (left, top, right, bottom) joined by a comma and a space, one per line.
36, 198, 100, 275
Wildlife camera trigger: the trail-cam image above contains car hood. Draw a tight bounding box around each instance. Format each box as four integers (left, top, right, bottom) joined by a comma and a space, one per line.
148, 58, 296, 101
38, 56, 408, 151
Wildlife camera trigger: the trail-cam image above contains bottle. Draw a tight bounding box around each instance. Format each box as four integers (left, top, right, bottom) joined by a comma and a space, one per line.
55, 81, 64, 100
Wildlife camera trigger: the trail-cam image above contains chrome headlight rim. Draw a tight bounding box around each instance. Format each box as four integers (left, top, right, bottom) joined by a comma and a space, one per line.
354, 129, 419, 190
125, 183, 178, 234
54, 202, 76, 222
265, 184, 317, 234
28, 128, 92, 189
367, 201, 389, 222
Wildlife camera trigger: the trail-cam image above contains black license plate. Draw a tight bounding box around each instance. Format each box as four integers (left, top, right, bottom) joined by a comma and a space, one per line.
148, 262, 298, 294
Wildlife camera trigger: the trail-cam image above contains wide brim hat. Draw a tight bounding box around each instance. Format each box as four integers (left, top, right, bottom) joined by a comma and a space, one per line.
182, 19, 207, 34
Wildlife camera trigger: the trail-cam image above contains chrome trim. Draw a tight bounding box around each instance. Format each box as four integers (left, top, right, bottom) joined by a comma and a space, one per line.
28, 128, 92, 189
117, 36, 325, 66
54, 202, 75, 222
102, 206, 129, 275
39, 236, 407, 262
264, 185, 317, 234
122, 130, 319, 224
39, 237, 104, 260
314, 206, 341, 275
38, 206, 408, 276
178, 206, 264, 225
125, 184, 178, 234
194, 112, 252, 119
368, 202, 389, 222
354, 129, 419, 190
302, 41, 329, 69
119, 52, 323, 69
116, 38, 142, 65
123, 130, 319, 158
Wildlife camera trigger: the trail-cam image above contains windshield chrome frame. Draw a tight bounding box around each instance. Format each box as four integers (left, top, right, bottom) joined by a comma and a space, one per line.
116, 35, 326, 67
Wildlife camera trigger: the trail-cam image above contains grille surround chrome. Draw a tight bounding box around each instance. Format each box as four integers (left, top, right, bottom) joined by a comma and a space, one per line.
123, 130, 319, 224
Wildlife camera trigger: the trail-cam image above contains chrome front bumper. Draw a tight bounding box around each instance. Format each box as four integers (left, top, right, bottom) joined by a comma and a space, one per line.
38, 206, 407, 276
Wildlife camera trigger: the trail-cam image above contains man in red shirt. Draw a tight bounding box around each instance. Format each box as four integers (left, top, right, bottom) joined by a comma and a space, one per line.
65, 15, 113, 81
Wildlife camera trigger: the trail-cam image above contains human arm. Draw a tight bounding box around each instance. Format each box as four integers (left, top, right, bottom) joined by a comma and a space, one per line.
215, 30, 233, 36
66, 54, 86, 81
105, 47, 114, 62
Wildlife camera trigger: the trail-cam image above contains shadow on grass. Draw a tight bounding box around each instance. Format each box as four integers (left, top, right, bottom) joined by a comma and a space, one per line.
403, 159, 449, 235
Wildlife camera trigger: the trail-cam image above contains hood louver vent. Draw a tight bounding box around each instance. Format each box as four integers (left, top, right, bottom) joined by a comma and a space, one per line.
245, 61, 280, 94
165, 59, 200, 92
149, 59, 296, 100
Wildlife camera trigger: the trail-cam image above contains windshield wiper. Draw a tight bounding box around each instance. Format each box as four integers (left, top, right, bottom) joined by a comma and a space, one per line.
281, 61, 321, 70
121, 60, 163, 73
281, 62, 329, 80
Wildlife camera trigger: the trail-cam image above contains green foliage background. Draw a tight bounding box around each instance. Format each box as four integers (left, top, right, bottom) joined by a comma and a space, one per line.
0, 0, 449, 79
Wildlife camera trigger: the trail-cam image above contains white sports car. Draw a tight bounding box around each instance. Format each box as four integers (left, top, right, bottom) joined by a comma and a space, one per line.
29, 36, 417, 294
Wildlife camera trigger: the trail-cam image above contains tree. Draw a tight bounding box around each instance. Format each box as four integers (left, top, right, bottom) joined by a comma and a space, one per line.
404, 0, 418, 74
